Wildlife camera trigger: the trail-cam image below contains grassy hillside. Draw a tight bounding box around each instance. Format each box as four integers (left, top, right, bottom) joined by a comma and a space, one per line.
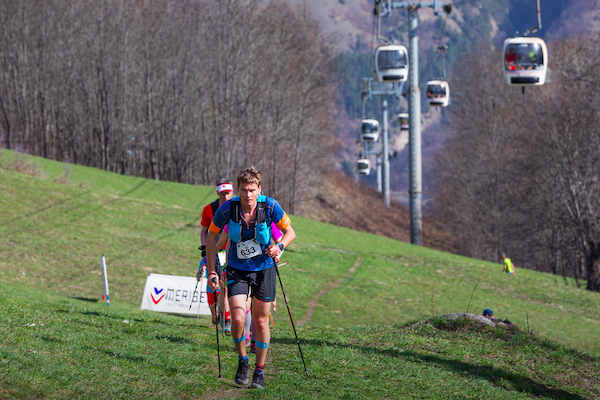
2, 283, 598, 399
1, 150, 599, 398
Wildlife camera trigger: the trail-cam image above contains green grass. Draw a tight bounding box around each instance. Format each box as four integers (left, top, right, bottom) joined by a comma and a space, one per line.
1, 284, 598, 399
1, 150, 599, 399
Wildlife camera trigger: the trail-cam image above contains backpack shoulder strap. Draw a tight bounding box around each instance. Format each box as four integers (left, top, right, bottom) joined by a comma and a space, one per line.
229, 197, 241, 223
228, 197, 267, 224
210, 199, 219, 216
256, 196, 268, 224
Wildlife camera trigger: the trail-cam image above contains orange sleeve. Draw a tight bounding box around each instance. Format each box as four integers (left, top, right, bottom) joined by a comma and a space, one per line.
209, 221, 221, 234
275, 213, 291, 230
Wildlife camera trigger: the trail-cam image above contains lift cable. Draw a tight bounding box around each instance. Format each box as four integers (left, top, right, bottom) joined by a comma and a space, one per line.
419, 12, 448, 82
368, 11, 377, 86
449, 0, 481, 6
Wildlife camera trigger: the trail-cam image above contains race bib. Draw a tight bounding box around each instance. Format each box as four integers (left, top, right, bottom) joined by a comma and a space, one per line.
236, 240, 262, 260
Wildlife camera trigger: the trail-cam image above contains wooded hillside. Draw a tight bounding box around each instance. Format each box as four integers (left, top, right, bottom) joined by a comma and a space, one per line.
0, 0, 336, 214
435, 35, 600, 292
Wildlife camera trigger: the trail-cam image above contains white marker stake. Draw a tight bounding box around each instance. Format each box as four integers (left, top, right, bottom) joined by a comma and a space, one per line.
101, 255, 110, 306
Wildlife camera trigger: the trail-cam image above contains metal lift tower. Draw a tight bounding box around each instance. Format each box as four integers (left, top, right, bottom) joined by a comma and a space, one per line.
375, 0, 451, 245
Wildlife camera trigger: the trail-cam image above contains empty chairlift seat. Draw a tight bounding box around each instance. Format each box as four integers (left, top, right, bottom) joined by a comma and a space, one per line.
374, 45, 408, 83
502, 37, 548, 86
426, 80, 450, 107
361, 119, 380, 142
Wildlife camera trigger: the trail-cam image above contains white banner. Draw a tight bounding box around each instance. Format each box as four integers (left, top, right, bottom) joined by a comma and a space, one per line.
140, 273, 212, 316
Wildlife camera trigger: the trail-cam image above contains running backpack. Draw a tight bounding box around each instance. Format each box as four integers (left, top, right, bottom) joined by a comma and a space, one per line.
210, 199, 219, 216
228, 196, 271, 245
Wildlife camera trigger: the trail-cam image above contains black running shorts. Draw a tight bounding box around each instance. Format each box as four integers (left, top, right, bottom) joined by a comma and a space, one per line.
227, 266, 276, 302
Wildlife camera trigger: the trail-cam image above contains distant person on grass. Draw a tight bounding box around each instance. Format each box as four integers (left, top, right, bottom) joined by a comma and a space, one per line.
206, 166, 296, 390
198, 179, 233, 331
483, 308, 515, 327
501, 253, 516, 275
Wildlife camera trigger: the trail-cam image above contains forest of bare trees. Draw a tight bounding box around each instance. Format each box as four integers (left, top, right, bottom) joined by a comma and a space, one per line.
435, 34, 600, 292
0, 0, 337, 213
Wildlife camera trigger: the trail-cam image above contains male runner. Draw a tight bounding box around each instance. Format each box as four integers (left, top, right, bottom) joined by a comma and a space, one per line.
206, 166, 295, 390
198, 179, 233, 331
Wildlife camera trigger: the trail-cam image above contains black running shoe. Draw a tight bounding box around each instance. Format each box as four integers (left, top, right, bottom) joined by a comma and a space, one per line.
251, 370, 264, 389
234, 358, 249, 385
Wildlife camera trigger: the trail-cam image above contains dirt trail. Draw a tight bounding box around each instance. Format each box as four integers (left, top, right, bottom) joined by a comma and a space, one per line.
299, 257, 362, 325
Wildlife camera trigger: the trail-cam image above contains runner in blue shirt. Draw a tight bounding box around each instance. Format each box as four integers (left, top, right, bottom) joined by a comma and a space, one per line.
206, 166, 295, 390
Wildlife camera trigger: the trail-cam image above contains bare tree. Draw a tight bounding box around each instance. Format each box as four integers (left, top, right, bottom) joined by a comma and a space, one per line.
434, 36, 600, 292
0, 0, 337, 212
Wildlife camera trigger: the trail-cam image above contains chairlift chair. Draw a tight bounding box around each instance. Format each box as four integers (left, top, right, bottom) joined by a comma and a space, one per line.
357, 157, 370, 175
426, 80, 450, 107
374, 44, 408, 83
502, 37, 548, 86
361, 119, 380, 142
398, 113, 409, 131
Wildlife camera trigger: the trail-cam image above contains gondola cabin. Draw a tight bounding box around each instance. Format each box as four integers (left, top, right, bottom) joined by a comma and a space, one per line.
361, 119, 380, 142
398, 113, 409, 131
502, 37, 548, 86
426, 80, 450, 107
374, 45, 408, 83
357, 157, 370, 175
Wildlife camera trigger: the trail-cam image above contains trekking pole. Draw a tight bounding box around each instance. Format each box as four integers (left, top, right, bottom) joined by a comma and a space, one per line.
272, 258, 309, 377
189, 279, 200, 311
212, 277, 222, 379
191, 257, 206, 311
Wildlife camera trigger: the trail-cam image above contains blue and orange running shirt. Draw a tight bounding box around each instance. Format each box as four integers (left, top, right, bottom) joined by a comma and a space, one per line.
209, 196, 291, 272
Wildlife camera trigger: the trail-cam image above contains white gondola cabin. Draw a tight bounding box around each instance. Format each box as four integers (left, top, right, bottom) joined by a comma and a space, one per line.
398, 113, 409, 131
361, 119, 380, 142
374, 45, 408, 83
502, 37, 548, 86
357, 157, 370, 175
426, 80, 450, 107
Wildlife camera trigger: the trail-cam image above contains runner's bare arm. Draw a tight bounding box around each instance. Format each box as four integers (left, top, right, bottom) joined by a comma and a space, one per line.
280, 225, 296, 249
266, 225, 295, 258
206, 229, 220, 290
201, 225, 209, 246
216, 231, 228, 250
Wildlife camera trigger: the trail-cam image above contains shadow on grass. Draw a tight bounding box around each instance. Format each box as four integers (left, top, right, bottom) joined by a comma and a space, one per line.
65, 295, 99, 303
0, 177, 200, 259
271, 337, 589, 400
52, 307, 159, 324
80, 309, 148, 323
97, 348, 145, 363
0, 191, 87, 226
1, 178, 147, 230
120, 179, 148, 198
155, 334, 195, 345
39, 335, 63, 343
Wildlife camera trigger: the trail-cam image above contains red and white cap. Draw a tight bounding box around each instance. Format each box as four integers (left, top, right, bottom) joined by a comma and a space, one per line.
216, 183, 233, 194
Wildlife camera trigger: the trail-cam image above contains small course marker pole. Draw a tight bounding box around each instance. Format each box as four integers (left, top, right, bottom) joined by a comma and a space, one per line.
100, 255, 110, 307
